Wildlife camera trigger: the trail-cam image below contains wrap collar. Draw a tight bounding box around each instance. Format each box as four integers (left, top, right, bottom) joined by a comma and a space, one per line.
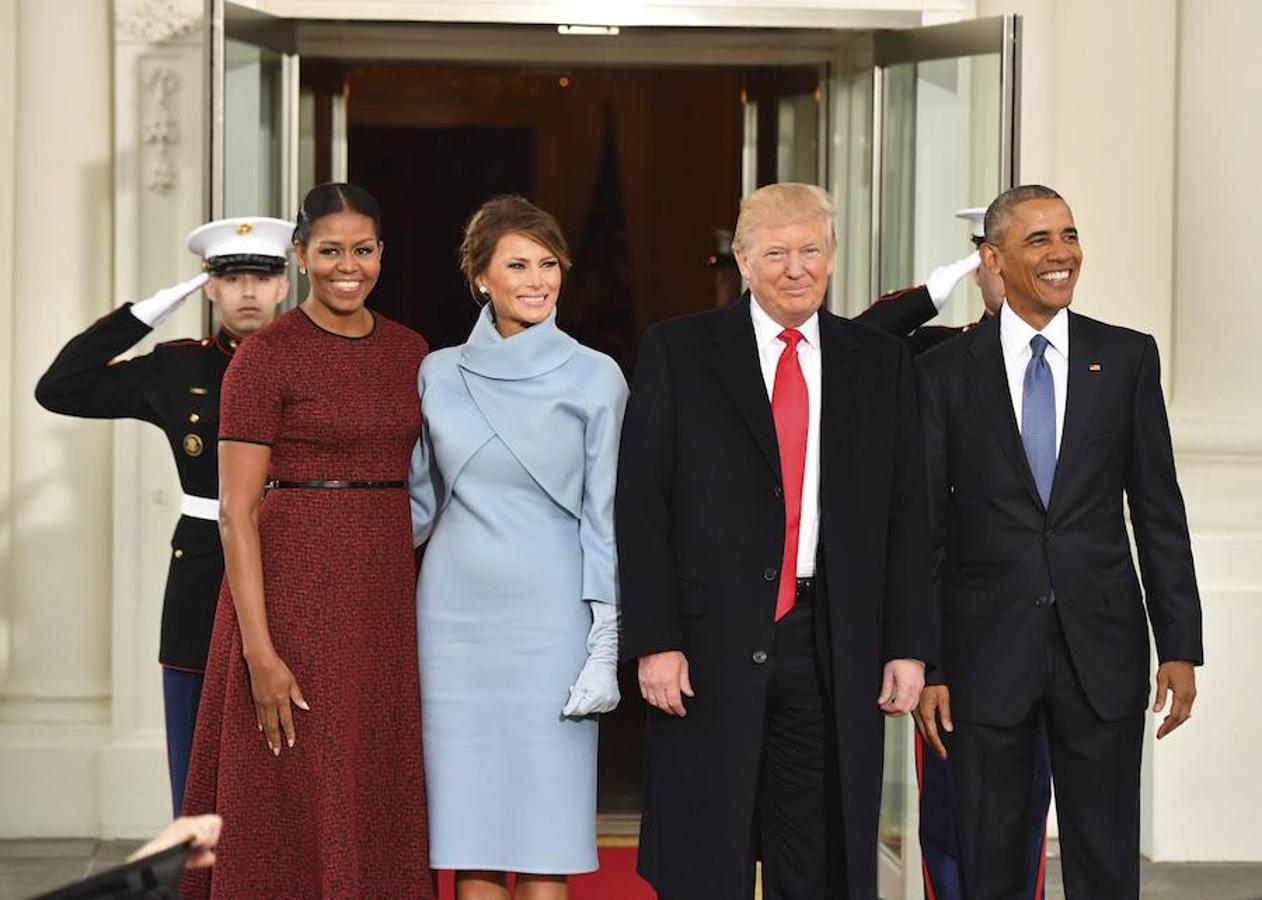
458, 305, 578, 380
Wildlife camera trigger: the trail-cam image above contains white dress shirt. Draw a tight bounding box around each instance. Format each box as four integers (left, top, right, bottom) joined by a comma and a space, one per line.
999, 301, 1070, 453
750, 296, 821, 578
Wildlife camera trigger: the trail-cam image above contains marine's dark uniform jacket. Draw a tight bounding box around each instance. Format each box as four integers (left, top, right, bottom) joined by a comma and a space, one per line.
859, 283, 984, 353
35, 305, 237, 671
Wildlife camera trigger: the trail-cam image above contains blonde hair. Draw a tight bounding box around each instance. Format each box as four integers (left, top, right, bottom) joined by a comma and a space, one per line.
732, 183, 836, 255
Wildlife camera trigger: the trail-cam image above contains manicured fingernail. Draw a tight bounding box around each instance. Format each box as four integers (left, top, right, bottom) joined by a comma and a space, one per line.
297, 700, 310, 711
272, 745, 280, 757
257, 723, 263, 731
288, 737, 295, 748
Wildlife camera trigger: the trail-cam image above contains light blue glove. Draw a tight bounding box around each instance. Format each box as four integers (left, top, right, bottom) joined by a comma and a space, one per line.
129, 273, 210, 327
562, 600, 620, 717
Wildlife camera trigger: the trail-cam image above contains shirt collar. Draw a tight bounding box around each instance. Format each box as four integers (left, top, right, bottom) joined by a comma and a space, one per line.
213, 327, 243, 358
749, 293, 821, 349
1000, 301, 1069, 359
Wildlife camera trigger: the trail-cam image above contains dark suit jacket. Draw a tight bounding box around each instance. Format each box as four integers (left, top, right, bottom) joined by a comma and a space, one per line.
616, 294, 933, 899
859, 283, 984, 355
917, 311, 1202, 726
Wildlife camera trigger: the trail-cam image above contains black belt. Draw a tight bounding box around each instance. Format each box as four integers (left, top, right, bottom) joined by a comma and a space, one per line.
795, 577, 816, 603
264, 480, 407, 490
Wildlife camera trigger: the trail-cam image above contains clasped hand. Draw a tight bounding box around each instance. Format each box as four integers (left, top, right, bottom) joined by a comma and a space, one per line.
246, 651, 309, 756
562, 601, 620, 717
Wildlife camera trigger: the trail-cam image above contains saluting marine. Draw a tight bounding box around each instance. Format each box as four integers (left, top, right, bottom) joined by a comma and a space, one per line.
35, 217, 293, 815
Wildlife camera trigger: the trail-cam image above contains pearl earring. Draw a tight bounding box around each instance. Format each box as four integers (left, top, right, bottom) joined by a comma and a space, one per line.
478, 285, 488, 295
299, 266, 307, 275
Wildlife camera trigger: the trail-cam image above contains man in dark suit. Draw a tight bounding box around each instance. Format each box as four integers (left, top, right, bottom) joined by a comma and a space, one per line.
617, 182, 933, 898
914, 185, 1202, 899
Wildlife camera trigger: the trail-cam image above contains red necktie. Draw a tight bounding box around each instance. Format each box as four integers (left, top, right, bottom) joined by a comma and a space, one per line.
771, 328, 808, 621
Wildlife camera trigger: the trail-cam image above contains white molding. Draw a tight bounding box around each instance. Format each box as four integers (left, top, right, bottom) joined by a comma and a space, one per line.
234, 0, 930, 29
1171, 415, 1262, 462
142, 67, 181, 194
115, 0, 203, 45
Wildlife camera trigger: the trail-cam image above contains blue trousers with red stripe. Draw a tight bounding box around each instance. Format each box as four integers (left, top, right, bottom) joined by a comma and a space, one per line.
917, 718, 1052, 900
162, 667, 204, 816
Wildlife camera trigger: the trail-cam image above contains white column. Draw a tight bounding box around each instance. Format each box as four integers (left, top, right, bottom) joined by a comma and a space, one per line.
1155, 0, 1262, 863
0, 0, 114, 836
101, 0, 208, 838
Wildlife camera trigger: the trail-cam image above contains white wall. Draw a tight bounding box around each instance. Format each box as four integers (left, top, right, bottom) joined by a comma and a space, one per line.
0, 0, 114, 835
1156, 0, 1262, 862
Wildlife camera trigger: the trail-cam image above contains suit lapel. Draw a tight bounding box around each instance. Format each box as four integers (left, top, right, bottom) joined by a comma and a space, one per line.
711, 294, 781, 480
1047, 311, 1100, 515
965, 316, 1045, 510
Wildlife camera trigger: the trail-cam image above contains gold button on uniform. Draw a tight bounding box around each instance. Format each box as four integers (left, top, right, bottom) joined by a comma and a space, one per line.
188, 412, 200, 424
183, 433, 204, 457
173, 549, 184, 559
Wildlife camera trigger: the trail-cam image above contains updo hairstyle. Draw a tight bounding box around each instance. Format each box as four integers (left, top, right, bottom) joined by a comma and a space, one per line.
292, 182, 382, 247
459, 195, 571, 303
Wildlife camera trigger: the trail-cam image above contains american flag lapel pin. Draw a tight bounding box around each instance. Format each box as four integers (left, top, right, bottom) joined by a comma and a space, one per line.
1088, 363, 1102, 372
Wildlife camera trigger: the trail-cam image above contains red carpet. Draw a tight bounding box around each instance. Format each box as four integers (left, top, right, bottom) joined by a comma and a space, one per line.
436, 841, 654, 899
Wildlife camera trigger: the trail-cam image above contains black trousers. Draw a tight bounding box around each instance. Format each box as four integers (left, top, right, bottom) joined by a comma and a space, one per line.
755, 590, 842, 900
661, 589, 842, 900
947, 608, 1143, 900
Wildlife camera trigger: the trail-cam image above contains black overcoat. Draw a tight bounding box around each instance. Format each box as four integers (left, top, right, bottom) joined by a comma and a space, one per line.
616, 295, 933, 899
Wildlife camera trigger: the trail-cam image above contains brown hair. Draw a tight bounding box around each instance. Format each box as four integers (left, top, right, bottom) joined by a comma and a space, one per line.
459, 195, 571, 302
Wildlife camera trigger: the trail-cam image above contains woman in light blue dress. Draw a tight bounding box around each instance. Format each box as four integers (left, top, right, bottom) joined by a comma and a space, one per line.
409, 195, 627, 900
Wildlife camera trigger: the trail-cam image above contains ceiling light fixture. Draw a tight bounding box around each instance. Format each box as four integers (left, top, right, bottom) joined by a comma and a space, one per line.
557, 25, 621, 36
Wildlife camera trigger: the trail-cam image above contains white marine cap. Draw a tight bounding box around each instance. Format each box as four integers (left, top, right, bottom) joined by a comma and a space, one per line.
187, 216, 294, 275
955, 207, 988, 242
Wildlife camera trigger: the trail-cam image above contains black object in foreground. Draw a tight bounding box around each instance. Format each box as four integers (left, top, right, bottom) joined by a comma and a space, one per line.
29, 841, 190, 900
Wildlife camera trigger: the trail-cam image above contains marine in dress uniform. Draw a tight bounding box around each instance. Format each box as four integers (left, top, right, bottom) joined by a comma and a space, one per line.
34, 217, 293, 815
862, 208, 1053, 900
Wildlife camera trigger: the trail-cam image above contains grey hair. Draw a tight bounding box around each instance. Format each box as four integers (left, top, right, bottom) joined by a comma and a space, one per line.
983, 184, 1065, 244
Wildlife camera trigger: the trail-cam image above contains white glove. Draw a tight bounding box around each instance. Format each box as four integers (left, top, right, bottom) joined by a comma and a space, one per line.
562, 600, 620, 717
129, 272, 210, 328
925, 251, 980, 310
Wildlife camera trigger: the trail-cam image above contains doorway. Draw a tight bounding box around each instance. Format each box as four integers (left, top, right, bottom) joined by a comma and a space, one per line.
211, 8, 1021, 896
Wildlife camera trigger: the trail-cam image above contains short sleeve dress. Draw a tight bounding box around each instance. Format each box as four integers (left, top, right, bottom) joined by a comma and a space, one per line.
180, 307, 435, 899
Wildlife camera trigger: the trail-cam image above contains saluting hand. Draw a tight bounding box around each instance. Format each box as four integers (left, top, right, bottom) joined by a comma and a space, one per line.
638, 650, 694, 717
246, 650, 309, 756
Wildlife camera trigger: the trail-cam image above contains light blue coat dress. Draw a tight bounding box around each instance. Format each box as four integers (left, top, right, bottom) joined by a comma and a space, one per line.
409, 306, 627, 873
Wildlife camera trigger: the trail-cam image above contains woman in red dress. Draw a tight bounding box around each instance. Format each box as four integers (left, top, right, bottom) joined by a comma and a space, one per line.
181, 183, 434, 898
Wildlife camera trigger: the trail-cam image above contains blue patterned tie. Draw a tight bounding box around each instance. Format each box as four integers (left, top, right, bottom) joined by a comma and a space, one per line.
1022, 334, 1056, 507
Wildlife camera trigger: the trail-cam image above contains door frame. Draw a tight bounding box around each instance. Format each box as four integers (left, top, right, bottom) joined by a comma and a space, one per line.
203, 8, 1022, 895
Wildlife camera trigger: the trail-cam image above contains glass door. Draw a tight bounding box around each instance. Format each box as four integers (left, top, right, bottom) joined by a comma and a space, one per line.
208, 1, 302, 311
873, 17, 1021, 325
866, 20, 1021, 896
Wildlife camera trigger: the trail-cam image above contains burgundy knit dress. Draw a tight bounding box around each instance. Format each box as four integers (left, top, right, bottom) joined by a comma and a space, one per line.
180, 307, 434, 898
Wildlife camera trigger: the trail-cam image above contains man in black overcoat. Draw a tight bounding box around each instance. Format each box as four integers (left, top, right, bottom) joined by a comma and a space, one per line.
914, 186, 1203, 898
616, 182, 933, 899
